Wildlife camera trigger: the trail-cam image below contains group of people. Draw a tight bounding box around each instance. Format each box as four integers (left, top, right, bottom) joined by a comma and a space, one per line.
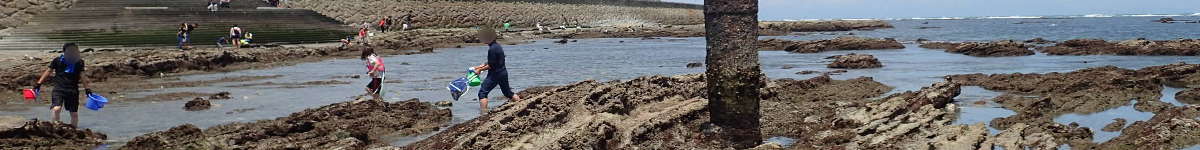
180, 23, 251, 49
375, 13, 415, 32
207, 0, 232, 11
177, 23, 198, 50
31, 25, 519, 127
358, 27, 520, 112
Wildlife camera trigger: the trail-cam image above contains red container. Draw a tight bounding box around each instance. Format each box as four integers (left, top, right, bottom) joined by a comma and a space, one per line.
22, 89, 36, 100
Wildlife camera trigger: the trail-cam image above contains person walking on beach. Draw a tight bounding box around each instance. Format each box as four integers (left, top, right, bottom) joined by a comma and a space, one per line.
33, 43, 92, 127
473, 27, 520, 113
229, 25, 244, 48
361, 47, 385, 100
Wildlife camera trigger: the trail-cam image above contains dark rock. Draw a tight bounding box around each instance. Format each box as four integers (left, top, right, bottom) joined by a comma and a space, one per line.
1039, 38, 1200, 56
827, 53, 882, 69
944, 41, 1034, 57
0, 119, 107, 149
686, 62, 703, 68
759, 37, 905, 53
795, 70, 820, 75
1177, 88, 1200, 104
1024, 38, 1055, 44
184, 98, 212, 111
1102, 118, 1127, 132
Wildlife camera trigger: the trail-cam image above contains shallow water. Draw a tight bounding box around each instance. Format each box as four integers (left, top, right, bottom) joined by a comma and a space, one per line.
951, 86, 1013, 135
2, 19, 1200, 147
1053, 100, 1155, 143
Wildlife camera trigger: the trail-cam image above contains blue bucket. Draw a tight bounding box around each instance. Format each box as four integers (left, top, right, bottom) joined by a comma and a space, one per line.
86, 93, 108, 111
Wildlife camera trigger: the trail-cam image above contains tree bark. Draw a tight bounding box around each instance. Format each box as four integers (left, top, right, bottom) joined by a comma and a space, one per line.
704, 0, 763, 149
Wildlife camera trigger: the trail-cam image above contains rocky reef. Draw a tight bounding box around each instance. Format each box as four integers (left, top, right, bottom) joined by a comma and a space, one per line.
759, 37, 905, 53
920, 40, 1035, 57
121, 99, 451, 149
759, 20, 893, 35
826, 53, 883, 69
1039, 38, 1200, 56
0, 119, 108, 149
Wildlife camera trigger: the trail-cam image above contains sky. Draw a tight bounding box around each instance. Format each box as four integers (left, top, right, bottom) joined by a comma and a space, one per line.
661, 0, 1200, 20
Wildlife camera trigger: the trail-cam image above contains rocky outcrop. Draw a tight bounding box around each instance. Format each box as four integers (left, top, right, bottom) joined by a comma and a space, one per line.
284, 0, 702, 29
1039, 38, 1200, 56
1087, 106, 1200, 149
922, 41, 1035, 57
947, 65, 1171, 115
759, 20, 893, 35
0, 120, 108, 149
403, 75, 725, 149
759, 75, 892, 147
0, 0, 76, 30
841, 82, 962, 149
1102, 118, 1127, 132
1177, 88, 1200, 104
122, 99, 451, 150
1025, 38, 1055, 44
826, 53, 883, 69
759, 37, 905, 53
917, 42, 960, 49
183, 98, 212, 111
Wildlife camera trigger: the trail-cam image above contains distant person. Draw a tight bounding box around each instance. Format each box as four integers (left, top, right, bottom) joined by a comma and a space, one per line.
177, 23, 197, 50
207, 0, 219, 11
357, 25, 369, 45
402, 12, 413, 31
472, 27, 521, 113
536, 22, 544, 32
360, 47, 385, 100
33, 43, 93, 127
229, 25, 244, 48
378, 17, 391, 32
503, 21, 511, 32
220, 0, 232, 8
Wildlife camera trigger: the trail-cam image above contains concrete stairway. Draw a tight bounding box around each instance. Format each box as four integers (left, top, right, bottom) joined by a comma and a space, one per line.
0, 0, 352, 51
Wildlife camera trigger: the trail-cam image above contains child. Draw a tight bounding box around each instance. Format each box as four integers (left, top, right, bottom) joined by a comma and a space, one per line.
361, 47, 385, 100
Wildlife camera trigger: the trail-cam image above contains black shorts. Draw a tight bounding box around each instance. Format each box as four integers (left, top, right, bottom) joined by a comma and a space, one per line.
367, 78, 382, 91
51, 89, 80, 112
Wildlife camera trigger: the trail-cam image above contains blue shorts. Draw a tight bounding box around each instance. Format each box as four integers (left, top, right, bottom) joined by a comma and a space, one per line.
478, 73, 514, 99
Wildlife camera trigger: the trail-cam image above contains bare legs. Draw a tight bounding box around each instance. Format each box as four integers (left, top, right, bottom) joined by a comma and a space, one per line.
478, 95, 520, 114
50, 106, 78, 127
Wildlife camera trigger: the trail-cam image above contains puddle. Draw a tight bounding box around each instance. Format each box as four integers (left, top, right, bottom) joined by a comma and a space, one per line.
1053, 100, 1154, 143
952, 86, 1013, 135
764, 136, 796, 148
1161, 86, 1190, 106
